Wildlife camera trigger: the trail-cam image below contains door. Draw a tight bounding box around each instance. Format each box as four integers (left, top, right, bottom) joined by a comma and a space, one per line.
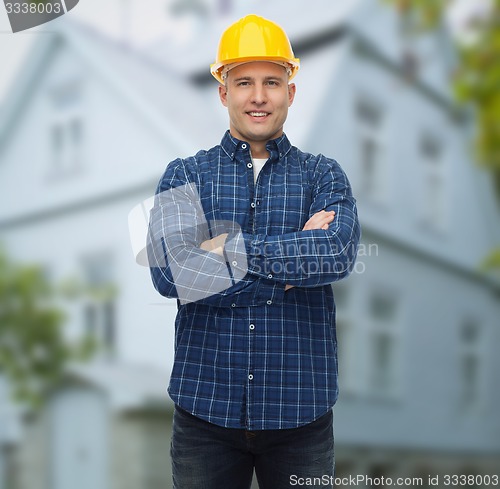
50, 386, 108, 489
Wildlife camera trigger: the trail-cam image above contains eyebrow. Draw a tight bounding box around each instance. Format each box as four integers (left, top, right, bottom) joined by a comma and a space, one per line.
232, 75, 286, 83
233, 76, 252, 83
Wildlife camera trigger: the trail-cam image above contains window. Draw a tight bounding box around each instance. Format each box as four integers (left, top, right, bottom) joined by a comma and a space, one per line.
355, 97, 387, 203
50, 117, 84, 173
48, 80, 84, 178
458, 319, 483, 410
397, 8, 421, 80
334, 282, 403, 400
367, 289, 400, 397
397, 2, 420, 37
401, 49, 419, 81
81, 252, 116, 357
419, 133, 447, 231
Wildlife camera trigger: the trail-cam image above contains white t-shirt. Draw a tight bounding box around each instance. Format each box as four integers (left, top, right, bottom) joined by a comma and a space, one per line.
252, 158, 267, 184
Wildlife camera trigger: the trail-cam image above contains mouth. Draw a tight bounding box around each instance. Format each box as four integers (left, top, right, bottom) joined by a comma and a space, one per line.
247, 111, 270, 119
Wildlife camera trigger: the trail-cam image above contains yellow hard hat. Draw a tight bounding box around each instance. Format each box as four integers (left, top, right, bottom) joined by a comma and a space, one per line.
210, 14, 300, 84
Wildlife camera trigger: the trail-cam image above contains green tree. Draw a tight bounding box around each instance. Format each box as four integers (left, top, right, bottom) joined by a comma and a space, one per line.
0, 249, 93, 406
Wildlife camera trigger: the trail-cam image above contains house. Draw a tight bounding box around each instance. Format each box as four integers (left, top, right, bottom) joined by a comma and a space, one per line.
0, 0, 499, 487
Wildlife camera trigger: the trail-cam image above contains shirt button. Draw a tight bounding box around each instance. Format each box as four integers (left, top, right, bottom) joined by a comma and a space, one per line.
248, 374, 254, 381
249, 324, 255, 330
250, 202, 256, 208
267, 274, 273, 279
247, 162, 253, 168
241, 143, 247, 149
232, 261, 238, 267
266, 300, 272, 305
231, 303, 236, 308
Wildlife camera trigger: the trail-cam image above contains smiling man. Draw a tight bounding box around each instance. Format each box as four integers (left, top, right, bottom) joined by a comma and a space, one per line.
219, 61, 296, 158
147, 14, 361, 489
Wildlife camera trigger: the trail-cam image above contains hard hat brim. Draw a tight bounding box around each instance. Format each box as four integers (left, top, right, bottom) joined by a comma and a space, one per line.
210, 57, 300, 84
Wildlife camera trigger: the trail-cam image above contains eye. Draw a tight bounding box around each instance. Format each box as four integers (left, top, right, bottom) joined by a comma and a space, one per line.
236, 81, 250, 87
266, 80, 280, 86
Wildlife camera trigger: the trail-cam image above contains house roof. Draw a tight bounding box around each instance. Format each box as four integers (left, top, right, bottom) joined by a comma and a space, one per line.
0, 18, 200, 156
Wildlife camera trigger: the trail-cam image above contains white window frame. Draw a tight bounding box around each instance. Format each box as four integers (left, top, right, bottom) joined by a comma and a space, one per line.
418, 130, 449, 232
47, 79, 84, 179
80, 252, 116, 358
333, 282, 362, 396
457, 317, 486, 413
354, 95, 388, 205
364, 286, 403, 400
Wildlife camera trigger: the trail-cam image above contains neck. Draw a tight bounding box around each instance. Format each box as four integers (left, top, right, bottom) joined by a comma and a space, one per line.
250, 142, 269, 159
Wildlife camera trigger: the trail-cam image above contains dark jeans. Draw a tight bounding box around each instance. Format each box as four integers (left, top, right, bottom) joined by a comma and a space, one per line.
171, 405, 335, 489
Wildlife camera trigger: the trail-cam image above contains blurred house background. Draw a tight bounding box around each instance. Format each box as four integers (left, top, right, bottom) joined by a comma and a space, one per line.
0, 0, 499, 488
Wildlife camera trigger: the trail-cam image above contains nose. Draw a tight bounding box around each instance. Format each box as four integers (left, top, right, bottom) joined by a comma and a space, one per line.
250, 84, 267, 105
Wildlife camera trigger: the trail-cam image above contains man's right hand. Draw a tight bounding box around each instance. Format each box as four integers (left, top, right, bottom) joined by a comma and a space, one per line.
285, 210, 336, 291
302, 210, 335, 231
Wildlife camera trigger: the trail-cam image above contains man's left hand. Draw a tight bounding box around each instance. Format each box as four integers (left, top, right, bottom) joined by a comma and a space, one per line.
200, 233, 229, 256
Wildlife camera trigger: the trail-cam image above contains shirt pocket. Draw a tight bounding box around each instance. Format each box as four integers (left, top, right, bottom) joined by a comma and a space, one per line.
263, 183, 312, 233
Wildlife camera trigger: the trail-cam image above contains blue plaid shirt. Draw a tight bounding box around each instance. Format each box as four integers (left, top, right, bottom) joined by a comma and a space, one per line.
148, 131, 360, 430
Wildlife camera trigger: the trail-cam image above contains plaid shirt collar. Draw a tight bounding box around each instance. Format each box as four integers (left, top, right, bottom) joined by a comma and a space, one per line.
220, 130, 293, 162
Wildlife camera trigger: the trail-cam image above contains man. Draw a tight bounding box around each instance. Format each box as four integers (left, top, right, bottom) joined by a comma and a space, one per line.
148, 14, 360, 489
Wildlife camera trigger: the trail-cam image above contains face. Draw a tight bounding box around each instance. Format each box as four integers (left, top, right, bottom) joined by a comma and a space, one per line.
219, 61, 296, 156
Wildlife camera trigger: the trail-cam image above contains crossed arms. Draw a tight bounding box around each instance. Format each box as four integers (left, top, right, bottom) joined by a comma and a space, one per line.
147, 159, 360, 306
200, 210, 336, 291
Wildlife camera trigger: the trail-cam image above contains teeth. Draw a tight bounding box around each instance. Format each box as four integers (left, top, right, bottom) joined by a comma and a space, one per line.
249, 112, 267, 117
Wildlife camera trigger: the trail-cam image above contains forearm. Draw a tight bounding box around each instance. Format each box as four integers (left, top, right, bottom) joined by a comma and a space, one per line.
149, 256, 285, 307
148, 219, 285, 306
226, 206, 360, 287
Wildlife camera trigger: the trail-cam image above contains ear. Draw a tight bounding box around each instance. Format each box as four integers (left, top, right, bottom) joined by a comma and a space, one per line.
219, 84, 228, 107
288, 83, 296, 107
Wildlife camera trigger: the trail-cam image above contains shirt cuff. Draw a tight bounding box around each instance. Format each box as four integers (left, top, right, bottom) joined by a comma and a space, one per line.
224, 231, 286, 306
